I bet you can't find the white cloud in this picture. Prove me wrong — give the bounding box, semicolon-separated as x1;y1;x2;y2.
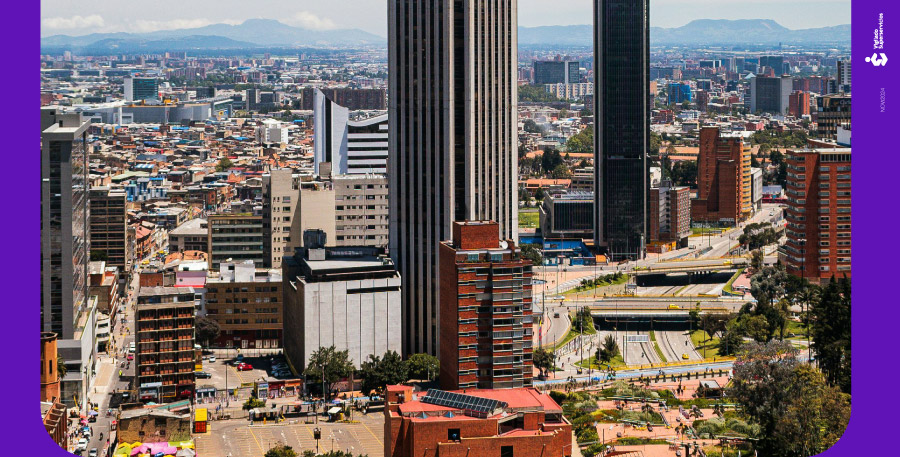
42;15;105;30
285;11;337;30
130;18;242;33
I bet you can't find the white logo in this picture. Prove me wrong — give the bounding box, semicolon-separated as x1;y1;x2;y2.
866;52;888;66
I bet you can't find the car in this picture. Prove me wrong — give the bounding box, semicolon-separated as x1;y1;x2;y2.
668;304;680;310
89;448;98;457
682;353;689;360
194;371;212;379
76;439;88;451
236;362;253;371
271;363;288;370
207;356;216;362
553;312;560;318
127;353;134;361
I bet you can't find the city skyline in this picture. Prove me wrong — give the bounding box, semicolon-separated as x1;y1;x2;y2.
41;0;851;37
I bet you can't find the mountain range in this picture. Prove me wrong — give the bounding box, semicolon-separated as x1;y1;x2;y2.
41;18;850;53
519;19;850;46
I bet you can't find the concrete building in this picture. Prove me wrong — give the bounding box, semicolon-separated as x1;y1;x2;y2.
439;222;534;390
385;385;572;457
750;167;764;212
283;240;401;372
539;192;594;240
168;218;208;253
41;107;96;407
781;148;851;283
41;332;61;403
90;187;130;273
389;0;519;355
692;127;752;224
42;401;68;451
334;174;389;247
124;76;159;102
649;182;691;250
314;89;390;176
533;60;580;85
836;60;851;92
256;119;289;145
816;94;852;140
300;87;387;111
544;83;593;100
117;409;192;443
750;75;792;115
207;213;265;271
667;82;692;105
136;286;196;403
262;170;302;268
205;261;283;349
594;0;650;260
789;91;811;118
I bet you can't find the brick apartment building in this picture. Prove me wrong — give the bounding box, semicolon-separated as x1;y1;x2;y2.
384;385;572;457
649;182;691;252
136;286;196;403
205;260;283;349
439;221;534;391
781;147;851;283
789;91;811;118
692;127;752;224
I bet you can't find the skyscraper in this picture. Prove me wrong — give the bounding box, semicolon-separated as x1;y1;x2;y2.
389;0;518;355
593;0;650;260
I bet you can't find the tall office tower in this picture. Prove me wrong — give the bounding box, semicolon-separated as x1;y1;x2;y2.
782;147;851;283
89;187;130;273
124;76;159;103
593;0;650;260
759;55;784;75
750;75;792;115
438;221;533;390
788;90;811;118
314;89;389;175
262;169;302;268
533;60;580;85
836;60;851;92
389;0;519;355
691;127;752;224
816;94;852;139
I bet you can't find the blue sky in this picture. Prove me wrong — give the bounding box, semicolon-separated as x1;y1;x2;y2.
41;0;851;37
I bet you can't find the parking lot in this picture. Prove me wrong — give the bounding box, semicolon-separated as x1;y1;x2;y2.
195;409;385;457
195;351;300;392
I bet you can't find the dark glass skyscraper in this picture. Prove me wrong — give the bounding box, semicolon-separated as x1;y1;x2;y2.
593;0;650;260
389;0;518;356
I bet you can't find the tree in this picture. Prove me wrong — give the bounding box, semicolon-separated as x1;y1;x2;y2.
358;350;407;397
717;319;744;356
243;396;266;410
57;356;67;379
215;157;234;172
520;243;543;266
90;251;108;262
265;445;297;457
195;316;221;347
739;314;771;343
698;313;729;340
518;84;563;103
406;353;440;381
772;365;850;456
596;334;620;365
650;131;661;155
541;148;564;174
304;346;354;400
670;160;698;188
523;119;544;134
750;266;788;309
551;163;571;179
810;277;851;393
750;249;764;271
532;347;556;377
565;126;593;154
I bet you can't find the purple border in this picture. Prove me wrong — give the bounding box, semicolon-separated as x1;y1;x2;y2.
9;1;895;456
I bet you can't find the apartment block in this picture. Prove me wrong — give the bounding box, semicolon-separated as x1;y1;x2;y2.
207;214;265;270
650;183;691;248
692;127;752;223
204;261;283;349
781;148;851;283
136;286;196;403
439;221;534;391
168;218;208;253
262;169;301;268
334;174;389;247
789;91;811;118
816;94;851;140
90;187;131;273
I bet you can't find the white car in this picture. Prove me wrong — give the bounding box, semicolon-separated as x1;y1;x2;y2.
208;356;216;362
76;439;88;451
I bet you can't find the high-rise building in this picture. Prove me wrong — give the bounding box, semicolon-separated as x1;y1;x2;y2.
207;214;265;270
759;55;784;75
816;94;852;140
314;89;389;175
533;60;580;85
749;75;792;115
124;76;159;103
667;82;692;105
389;0;518;355
438;221;533;390
301;87;387;111
649;182;691;248
204;261;283;349
135;286;196;403
90;187;130;273
593;0;650;260
789;91;811;118
262;170;301;268
692;127;752;223
539;192;594;240
781;148;851;283
836;60;851;92
334;174;389;247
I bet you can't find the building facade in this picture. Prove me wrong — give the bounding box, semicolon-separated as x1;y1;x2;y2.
789;91;811;118
438;221;533;391
262;170;301;268
205;261;283;349
539;192;594;240
90;187;130;273
533;60;580;85
649;183;691;248
781;148;851;283
124;76;159;102
692;127;752;224
544;83;593;100
593;0;650;260
750;75;792;115
667;82;692;105
314;88;389;175
136;286;196;403
207;214;265;270
816;94;851;140
301;87;387;111
168;218;208;253
389;0;519;355
334;174;389;247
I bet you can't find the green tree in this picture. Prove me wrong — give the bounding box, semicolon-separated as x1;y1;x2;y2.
194;316;221;347
532;347;556;377
739;314;771;343
750;266;788;309
523;119;544;134
596;334;620;365
565;126;593;154
215;157;234;172
649;131;661;155
670;160;698;187
57;356;67;379
520;243;543;266
265;445;297;457
90;251;108;262
304;346;354;400
551;163;571;179
541;148;564;174
698;313;730;340
810;277;851;393
518;84;563;103
405;353;440;381
772;365;851;456
717;319;744;356
358;350;407;397
243;396;266;410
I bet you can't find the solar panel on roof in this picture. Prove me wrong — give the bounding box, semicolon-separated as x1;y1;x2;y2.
420;389;505;418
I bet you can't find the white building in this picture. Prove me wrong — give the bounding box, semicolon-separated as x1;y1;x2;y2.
283;245;401;371
314;88;388;175
544;82;593;100
257;119;289;145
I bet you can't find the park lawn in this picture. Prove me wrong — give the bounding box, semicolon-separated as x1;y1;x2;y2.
722;268;745;294
649;331;668;363
519;210;539;228
552;315;596;351
564;274;630;296
690;330;722;358
575;353;626;370
785;319;809;338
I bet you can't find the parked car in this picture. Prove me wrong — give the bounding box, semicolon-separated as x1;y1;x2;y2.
236;363;253;371
76;439;88;452
194;371;212;379
127;353;134;361
89;448;98;457
207;356;216;362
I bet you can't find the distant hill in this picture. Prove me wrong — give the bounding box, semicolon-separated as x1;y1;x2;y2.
41;18;386;52
518;19;850;46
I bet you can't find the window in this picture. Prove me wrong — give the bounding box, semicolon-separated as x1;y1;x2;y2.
448;429;461;441
500;446;514;457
